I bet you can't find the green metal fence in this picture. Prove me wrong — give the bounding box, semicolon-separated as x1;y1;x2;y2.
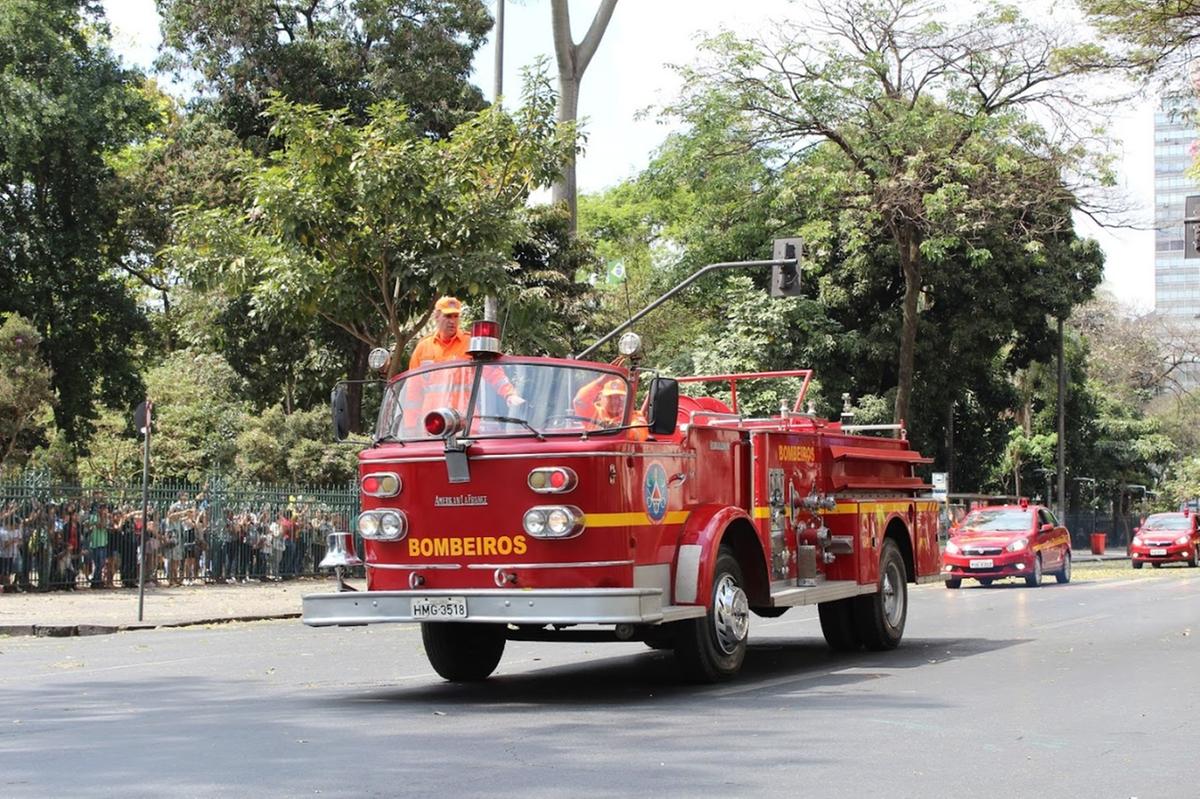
0;472;360;592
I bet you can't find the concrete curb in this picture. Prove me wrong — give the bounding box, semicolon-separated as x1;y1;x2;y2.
0;612;301;639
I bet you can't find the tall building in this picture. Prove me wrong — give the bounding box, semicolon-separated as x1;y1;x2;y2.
1154;99;1200;323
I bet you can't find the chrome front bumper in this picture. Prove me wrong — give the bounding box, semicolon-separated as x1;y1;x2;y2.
302;588;706;627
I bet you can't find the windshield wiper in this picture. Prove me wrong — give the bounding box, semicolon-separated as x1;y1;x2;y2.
474;415;545;440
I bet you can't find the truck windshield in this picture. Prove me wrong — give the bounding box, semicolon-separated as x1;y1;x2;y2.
959;509;1033;532
376;361;631;441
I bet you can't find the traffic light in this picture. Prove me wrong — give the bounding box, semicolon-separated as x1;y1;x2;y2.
1185;195;1200;259
771;237;803;297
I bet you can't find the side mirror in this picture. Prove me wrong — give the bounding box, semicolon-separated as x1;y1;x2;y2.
1039;523;1053;533
1133;526;1140;534
646;377;679;436
331;384;350;442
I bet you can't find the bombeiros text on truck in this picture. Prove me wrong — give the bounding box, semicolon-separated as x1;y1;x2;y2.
302;241;944;682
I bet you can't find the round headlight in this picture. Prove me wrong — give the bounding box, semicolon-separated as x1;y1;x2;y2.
357;513;380;538
1176;535;1190;546
1006;538;1028;552
547;507;572;535
380;511;403;539
523;508;547;535
368;347;391;371
617;331;642;356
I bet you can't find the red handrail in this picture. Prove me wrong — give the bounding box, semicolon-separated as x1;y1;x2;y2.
674;370;813;414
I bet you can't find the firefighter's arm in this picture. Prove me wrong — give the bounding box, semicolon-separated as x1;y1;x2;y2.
482;368;523;407
573;374;609;417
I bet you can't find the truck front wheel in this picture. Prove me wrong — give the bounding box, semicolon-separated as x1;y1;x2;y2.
674;548;749;682
818;598;860;651
852;539;907;651
421;622;506;682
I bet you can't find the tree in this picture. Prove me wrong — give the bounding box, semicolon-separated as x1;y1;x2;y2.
0;0;154;440
670;0;1111;428
0;314;54;471
156;0;493;140
142;351;248;483
234;405;357;484
551;0;617;233
169;69;573;385
1078;0;1200;81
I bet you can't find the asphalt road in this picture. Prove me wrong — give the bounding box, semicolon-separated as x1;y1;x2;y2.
2;564;1197;798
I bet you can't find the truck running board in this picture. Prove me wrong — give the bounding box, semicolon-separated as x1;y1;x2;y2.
768;580;877;608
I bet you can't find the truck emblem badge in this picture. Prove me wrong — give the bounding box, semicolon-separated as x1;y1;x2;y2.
434;494;489;507
644;462;668;523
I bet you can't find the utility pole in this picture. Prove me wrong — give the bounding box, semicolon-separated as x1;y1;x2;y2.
1057;316;1066;520
484;0;505;325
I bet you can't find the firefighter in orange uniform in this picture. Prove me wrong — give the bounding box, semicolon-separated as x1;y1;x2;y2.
405;297;522;426
573;375;649;441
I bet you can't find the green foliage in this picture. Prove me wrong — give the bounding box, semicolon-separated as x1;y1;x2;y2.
142;350;248;483
501;205;601;358
0;314;54;470
169;69;573;377
0;0;154;439
1077;0;1200;81
157;0;492;140
234;405;357;485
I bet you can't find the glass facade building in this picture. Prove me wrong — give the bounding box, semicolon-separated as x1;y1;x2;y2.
1154;100;1200;322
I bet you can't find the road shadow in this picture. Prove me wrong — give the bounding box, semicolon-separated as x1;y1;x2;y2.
321;634;1026;708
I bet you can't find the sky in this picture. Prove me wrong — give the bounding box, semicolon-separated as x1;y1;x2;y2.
103;0;1158;312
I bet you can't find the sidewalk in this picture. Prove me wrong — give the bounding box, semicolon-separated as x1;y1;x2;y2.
1071;547;1129;563
0;576;363;637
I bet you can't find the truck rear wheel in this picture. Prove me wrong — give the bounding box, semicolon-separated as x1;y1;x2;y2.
852;539;907;651
421;622;506;682
674;548;749;682
818;598;860;651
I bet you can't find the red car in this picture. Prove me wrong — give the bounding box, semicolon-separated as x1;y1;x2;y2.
1130;512;1200;569
941;501;1072;588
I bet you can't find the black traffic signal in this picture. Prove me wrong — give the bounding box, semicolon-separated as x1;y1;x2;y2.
771;237;803;297
1185;195;1200;259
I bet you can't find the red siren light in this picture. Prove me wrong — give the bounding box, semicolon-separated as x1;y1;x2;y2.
468;320;502;358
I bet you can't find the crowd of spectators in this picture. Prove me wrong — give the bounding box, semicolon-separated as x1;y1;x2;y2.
0;489;351;592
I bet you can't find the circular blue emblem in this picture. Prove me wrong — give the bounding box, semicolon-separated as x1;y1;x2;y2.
644;462;668;523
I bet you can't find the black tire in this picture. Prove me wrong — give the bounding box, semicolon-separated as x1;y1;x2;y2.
1025;554;1042;587
979;578;994;587
944;577;961;589
1132;560;1143;569
1152;561;1162;569
818;598;861;651
852;539;907;651
642;627;674;650
1190;547;1199;568
1055;551;1071;584
674;547;749;682
421;622;506;682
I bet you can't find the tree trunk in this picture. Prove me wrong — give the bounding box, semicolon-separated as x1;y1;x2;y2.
550;0;617;235
894;229;922;431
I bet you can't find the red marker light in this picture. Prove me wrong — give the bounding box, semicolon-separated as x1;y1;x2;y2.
549;470;567;489
362;476;380;494
424;412;447;436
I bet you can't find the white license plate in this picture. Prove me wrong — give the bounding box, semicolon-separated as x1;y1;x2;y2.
969;559;994;569
1150;548;1168;557
411;596;468;619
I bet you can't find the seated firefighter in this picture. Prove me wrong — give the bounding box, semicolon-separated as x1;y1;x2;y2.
573;375;649;441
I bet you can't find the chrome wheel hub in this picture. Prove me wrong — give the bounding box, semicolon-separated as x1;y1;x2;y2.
882;560;905;627
712;574;749;655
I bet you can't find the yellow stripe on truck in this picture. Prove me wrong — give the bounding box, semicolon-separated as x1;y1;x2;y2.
587;510;690;528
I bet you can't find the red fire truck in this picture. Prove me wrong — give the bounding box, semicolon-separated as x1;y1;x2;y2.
303;259;943;682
